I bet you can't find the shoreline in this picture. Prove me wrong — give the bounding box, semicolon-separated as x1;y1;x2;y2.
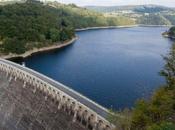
163;34;175;39
0;37;77;60
75;24;173;32
1;24;173;60
162;31;175;39
75;25;138;31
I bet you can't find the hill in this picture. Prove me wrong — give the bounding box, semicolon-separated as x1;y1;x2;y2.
85;5;175;25
0;1;75;54
85;5;172;13
47;2;135;28
0;1;134;55
138;14;171;25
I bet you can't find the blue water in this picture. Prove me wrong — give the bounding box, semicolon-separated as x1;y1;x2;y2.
14;27;173;110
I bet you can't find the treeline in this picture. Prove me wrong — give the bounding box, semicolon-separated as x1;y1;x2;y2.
168;26;175;37
47;2;135;28
0;1;74;54
0;1;134;55
109;41;175;129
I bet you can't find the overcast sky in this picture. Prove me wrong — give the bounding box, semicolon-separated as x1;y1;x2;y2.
57;0;175;7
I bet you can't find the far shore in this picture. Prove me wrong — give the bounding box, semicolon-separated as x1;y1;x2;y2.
75;24;173;32
0;37;77;60
0;24;173;60
162;34;175;39
75;25;138;31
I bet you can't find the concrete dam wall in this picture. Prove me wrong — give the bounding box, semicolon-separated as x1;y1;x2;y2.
0;59;113;130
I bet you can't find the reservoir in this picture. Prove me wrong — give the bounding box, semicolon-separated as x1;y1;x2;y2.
13;27;173;109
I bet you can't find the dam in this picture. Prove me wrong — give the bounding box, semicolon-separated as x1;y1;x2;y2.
0;58;113;130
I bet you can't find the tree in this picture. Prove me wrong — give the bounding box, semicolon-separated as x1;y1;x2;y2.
49;28;60;42
2;38;26;54
108;108;132;130
0;2;75;54
131;100;151;130
130;44;175;130
160;45;175;88
147;122;175;130
169;27;175;36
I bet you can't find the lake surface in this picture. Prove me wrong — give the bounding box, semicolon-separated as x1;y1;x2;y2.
13;27;173;110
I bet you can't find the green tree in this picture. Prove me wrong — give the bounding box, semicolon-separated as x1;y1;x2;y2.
160;45;175;88
169;27;175;36
2;38;26;54
131;100;151;130
49;28;60;42
108;108;132;130
147;122;175;130
130;44;175;130
0;2;76;54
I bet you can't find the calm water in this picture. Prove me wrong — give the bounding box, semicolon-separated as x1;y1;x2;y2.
13;27;173;109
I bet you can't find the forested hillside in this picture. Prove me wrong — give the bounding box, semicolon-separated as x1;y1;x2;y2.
0;1;75;54
86;5;175;25
47;2;135;28
85;5;171;13
0;1;134;55
137;14;171;25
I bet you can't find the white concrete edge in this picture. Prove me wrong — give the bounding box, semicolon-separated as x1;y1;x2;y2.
0;58;113;125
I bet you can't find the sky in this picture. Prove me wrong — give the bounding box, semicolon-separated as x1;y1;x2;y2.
57;0;175;7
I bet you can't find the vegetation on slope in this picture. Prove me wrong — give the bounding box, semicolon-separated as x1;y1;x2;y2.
86;5;175;25
137;14;171;25
134;5;170;13
164;15;175;25
109;36;175;130
163;26;175;38
168;27;175;37
0;1;134;55
47;2;135;28
0;1;74;54
86;5;171;13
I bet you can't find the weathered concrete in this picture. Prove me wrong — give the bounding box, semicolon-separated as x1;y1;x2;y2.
0;71;87;130
0;59;114;130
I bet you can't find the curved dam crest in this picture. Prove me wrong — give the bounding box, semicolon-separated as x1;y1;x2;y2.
13;27;173;109
0;58;113;130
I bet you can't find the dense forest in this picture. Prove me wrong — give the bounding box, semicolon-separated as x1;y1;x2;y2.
0;1;75;54
109;28;175;129
0;1;134;55
49;2;135;28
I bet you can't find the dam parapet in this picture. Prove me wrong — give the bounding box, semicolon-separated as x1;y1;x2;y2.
0;58;114;130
